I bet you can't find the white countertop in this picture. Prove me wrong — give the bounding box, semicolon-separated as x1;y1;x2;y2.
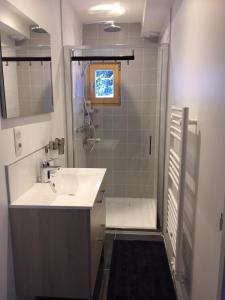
9;168;106;209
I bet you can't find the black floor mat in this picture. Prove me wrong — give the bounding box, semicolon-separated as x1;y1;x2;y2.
107;240;177;300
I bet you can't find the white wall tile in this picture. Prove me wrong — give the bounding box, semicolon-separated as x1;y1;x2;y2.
6;148;47;203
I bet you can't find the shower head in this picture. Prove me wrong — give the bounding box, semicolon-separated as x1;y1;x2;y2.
31;25;47;34
104;22;121;32
85;20;121;32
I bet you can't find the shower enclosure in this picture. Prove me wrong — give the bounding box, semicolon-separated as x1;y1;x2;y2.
64;24;168;230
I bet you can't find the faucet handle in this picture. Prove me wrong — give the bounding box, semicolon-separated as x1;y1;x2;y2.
45;137;65;155
58;138;65;155
53;138;59;150
40;160;50;168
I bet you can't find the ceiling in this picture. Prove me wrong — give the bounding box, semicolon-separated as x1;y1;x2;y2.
69;0;145;23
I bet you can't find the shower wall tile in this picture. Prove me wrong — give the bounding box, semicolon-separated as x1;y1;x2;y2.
127;116;141;130
141;115;156;130
140;184;155;198
127;101;142;116
113;115;127;130
113;101;128;115
142;69;158;85
102;106;114;115
113;143;128;158
143;48;158;68
113;158;128;171
104;171;113;186
122;85;141;100
128;23;141;37
105;186;113;197
127;130;142;144
127;144;143;158
113;171;128;186
103;115;113;130
82;37;100;46
96;158;113;170
112;185;126;197
112;23;129;42
127;69;142;85
141;100;156;115
83;24;99;39
140;158;155;172
125;185;142;198
84;23;159;198
86;156;98;168
113;130;127;143
142;84;157;100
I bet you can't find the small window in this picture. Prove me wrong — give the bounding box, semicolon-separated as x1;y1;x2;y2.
87;63;121;106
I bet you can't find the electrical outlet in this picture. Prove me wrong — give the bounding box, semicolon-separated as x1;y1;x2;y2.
13;127;22;157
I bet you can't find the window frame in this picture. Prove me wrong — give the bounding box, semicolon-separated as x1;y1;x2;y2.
87;62;121;106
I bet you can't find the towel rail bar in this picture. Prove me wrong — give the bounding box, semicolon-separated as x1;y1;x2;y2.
166;106;197;283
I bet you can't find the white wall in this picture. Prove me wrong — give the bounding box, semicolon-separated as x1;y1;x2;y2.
0;1;30;38
164;0;225;299
61;0;82;46
0;0;81;299
61;0;84;168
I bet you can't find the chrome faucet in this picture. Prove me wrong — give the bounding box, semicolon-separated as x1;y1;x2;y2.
39;159;61;183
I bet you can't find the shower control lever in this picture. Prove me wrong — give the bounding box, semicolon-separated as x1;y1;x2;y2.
86;138;101;143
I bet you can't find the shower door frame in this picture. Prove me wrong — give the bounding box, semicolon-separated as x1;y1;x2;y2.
63;44;169;233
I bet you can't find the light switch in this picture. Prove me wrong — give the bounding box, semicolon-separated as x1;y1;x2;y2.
13;127;22;157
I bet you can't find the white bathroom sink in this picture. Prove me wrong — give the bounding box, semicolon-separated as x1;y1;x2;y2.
50;172;78;195
9;168;106;209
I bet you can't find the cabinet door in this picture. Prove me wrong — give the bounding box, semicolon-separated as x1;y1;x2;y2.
90;188;106;295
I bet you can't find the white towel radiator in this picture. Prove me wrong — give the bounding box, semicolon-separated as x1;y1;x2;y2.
166;106;197;282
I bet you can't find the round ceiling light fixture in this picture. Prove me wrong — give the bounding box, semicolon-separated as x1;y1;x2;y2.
88;2;125;17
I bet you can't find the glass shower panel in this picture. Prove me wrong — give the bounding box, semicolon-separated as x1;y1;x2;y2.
71;58;87;168
86;47;158;201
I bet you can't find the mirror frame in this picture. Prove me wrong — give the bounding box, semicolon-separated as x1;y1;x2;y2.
0;35;7;118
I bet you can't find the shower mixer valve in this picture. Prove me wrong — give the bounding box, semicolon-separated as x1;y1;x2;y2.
45;138;65;155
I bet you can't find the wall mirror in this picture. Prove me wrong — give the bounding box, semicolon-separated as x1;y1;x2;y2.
0;2;53;118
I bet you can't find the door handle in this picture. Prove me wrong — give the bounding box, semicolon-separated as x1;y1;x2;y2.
149;136;152;155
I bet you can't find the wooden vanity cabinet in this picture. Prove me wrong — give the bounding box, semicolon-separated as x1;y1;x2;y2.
9;186;106;299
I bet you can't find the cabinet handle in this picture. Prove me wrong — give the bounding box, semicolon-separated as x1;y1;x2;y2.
97;239;103;242
96;189;106;203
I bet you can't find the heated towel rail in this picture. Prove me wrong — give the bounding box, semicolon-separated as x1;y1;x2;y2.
166;106;197;282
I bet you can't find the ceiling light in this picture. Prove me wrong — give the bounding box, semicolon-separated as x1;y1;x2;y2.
89;3;125;17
